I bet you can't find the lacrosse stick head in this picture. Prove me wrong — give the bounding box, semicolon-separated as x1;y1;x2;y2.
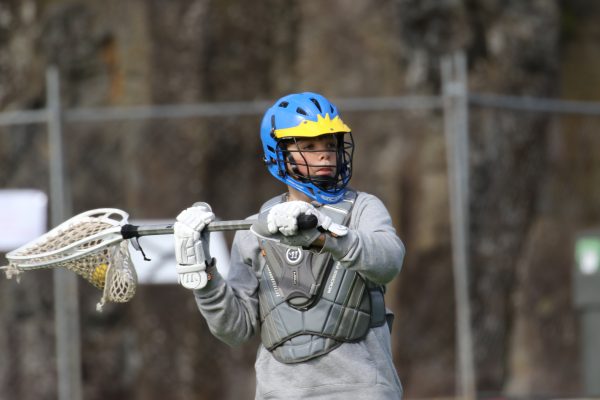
4;208;138;310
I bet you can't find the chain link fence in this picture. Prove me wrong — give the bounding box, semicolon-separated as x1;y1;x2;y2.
1;61;599;399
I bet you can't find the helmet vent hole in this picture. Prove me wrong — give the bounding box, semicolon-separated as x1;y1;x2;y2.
310;98;322;113
270;115;276;130
330;105;335;114
267;145;275;152
296;107;307;116
278;101;289;108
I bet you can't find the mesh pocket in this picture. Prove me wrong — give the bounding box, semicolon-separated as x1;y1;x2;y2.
99;241;137;310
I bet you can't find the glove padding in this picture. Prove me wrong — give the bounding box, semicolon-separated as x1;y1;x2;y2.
174;202;215;289
252;201;348;248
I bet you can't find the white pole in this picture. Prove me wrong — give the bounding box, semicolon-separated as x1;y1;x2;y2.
47;66;82;400
441;52;476;400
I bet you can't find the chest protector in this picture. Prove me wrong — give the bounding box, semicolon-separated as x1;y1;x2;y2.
256;190;386;363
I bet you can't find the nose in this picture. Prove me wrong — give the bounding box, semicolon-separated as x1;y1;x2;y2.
318;147;331;161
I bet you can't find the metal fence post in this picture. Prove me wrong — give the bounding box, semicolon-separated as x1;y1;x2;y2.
47;66;82;400
441;52;476;400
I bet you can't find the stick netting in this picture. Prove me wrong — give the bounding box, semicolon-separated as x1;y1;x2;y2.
6;213;138;310
100;241;137;310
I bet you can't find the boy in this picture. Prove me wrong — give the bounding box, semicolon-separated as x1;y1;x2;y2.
174;92;405;399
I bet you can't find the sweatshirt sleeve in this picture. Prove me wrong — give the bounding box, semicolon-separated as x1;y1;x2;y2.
192;228;261;346
320;193;405;284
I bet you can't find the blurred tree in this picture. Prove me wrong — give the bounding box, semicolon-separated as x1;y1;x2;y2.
0;0;597;399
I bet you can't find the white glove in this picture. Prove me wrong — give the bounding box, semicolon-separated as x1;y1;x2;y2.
267;201;313;236
307;208;348;238
174;202;215;289
267;201;348;238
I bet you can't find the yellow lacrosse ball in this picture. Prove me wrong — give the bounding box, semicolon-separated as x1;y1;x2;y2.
91;263;108;288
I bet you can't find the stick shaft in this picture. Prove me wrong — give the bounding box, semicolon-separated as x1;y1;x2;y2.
128;219;254;237
126;214;317;238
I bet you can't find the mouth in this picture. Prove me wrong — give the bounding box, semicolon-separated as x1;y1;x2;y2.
314;167;335;176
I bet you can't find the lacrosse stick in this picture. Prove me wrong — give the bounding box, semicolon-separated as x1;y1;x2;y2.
1;208;317;311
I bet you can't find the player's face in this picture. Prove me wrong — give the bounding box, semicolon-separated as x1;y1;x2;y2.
286;135;338;178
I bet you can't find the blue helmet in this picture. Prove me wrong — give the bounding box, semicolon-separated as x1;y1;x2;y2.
260;92;354;204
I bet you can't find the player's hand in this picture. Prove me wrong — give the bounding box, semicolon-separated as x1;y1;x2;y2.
267;201;313;236
173;202;215;289
267;201;348;238
252;201;347;249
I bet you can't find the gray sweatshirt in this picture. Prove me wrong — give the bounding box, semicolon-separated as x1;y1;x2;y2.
193;192;405;399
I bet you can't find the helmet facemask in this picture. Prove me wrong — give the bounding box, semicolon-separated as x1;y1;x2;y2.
276;132;354;199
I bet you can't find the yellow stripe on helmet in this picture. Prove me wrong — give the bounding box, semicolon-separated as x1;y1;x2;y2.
274;113;351;139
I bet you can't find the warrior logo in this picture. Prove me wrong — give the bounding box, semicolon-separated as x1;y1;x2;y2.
285;248;303;265
327;263;342;294
266;266;282;297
